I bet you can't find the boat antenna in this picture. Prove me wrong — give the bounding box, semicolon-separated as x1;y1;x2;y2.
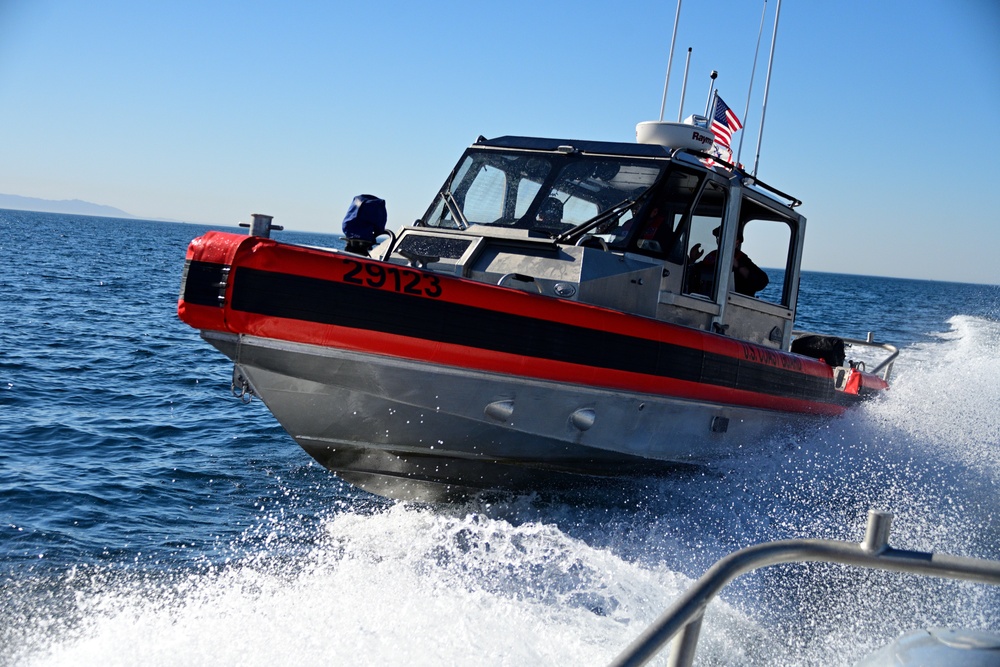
752;0;782;177
677;47;693;121
736;0;768;167
703;70;718;118
658;0;683;121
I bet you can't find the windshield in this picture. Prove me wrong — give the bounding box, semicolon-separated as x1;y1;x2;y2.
421;149;666;237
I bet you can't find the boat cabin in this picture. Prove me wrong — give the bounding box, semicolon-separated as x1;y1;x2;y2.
373;134;806;350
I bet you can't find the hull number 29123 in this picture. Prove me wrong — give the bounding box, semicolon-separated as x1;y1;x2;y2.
342;259;443;298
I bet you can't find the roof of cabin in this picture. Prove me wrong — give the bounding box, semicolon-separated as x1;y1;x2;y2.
475;135;674;159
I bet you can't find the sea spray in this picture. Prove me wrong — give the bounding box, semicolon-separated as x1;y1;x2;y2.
10;504;768;666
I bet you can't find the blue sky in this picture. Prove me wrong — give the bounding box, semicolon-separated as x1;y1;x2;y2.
1;1;998;284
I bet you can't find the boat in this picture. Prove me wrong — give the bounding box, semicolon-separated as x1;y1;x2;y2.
177;119;898;502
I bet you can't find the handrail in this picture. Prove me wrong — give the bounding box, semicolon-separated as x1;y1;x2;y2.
671;147;802;207
497;272;543;293
609;510;1000;667
792;329;899;382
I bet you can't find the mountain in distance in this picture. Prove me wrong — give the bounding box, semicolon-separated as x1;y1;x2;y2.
0;193;134;219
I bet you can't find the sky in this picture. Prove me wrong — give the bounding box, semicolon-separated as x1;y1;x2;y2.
1;0;998;284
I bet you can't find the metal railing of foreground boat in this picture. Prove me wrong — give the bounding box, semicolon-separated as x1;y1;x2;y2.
609;510;1000;667
792;329;899;381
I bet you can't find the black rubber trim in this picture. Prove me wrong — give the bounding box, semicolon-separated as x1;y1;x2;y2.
181;260;227;307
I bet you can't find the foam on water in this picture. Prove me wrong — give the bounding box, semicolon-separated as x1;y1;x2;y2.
5;315;998;666
868;315;1000;475
7;504;766;666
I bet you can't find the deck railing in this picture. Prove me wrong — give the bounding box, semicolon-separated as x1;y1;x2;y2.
609;510;1000;667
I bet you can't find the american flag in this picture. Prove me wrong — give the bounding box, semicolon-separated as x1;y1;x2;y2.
702;143;732;169
710;94;743;151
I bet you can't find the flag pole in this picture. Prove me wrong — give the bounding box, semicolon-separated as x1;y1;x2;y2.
752;0;782;177
703;70;718;119
658;0;683;121
707;89;719;143
677;47;693;121
736;0;768;167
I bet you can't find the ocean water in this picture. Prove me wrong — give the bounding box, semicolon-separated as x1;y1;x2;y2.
1;208;998;666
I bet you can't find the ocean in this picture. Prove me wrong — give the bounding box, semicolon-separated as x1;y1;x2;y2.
1;208;998;666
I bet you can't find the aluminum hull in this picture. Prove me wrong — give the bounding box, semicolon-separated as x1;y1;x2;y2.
207;331;799;502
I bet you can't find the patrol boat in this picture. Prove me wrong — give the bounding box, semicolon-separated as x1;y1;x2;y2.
178;121;897;501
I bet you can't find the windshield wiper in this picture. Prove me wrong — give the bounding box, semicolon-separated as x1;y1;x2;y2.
553;167;676;244
553;186;655;244
440;190;469;230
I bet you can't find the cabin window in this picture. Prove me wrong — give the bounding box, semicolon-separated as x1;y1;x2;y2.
423;154;554;228
462;164;506;223
533;159;658;233
421;149;664;235
626;168;702;261
514;178;543;218
682;181;728;299
737;197;797;306
512;156;553;219
546;188;599;226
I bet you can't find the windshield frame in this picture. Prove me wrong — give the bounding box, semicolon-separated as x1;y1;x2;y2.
419;147;671;241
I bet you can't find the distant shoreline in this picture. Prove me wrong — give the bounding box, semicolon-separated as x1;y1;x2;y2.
0;193;133;219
